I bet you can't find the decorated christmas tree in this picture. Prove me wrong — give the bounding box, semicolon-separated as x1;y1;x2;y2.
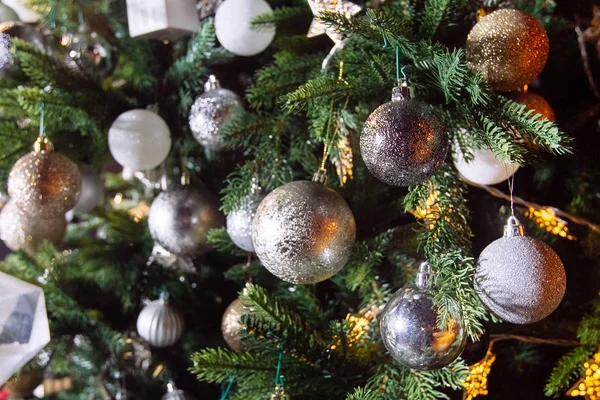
0;0;599;399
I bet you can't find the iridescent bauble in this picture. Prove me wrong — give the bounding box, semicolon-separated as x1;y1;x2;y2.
148;185;224;256
252;180;356;284
136;298;184;348
380;281;466;370
360;87;448;187
475;217;566;324
0;201;66;255
8;149;81;217
108;109;171;171
189;79;243;151
504;91;555;121
72;165;104;213
161;381;196;400
466;9;549;92
221;298;247;351
226;195;263;252
453;146;519;186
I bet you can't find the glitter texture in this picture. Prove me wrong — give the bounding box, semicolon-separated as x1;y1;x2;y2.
475;235;566;324
0;201;66;255
252;181;356;284
189;88;243;151
226;195;264;252
380;285;466;370
136;299;184;348
8;150;81;218
221;298;247;351
306;0;361;44
504;91;555;121
360;95;448;187
0;33;12;70
148;185;224;256
466;9;549;92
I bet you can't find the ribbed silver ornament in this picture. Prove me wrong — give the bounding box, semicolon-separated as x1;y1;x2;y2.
136;297;184;348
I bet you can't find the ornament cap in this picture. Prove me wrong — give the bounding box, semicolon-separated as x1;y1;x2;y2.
312;170;328;186
503;215;525;237
392;81;410;101
181;171;190;186
166;380;177;393
33;136;53;153
204;75;221;92
415;262;433;289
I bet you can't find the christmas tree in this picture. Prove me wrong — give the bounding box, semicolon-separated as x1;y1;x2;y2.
0;0;599;399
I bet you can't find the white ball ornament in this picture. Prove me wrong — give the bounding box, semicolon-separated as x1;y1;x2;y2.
108;109;171;171
0;2;19;23
136;295;184;348
72;165;104;213
226;195;263;252
453;146;519;186
215;0;275;56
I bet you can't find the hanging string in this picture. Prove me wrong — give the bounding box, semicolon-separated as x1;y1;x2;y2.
274;346;284;387
48;5;57;28
506;171;515;217
78;10;85;26
39;103;46;138
219;369;238;400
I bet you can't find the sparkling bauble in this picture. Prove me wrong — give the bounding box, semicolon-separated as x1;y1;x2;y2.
8;146;81;217
0;201;66;255
270;386;289;400
475;216;566;324
461;329;490;366
504;91;555;121
453;146;519;186
0;22;47;73
221;298;247;351
72;165;104;213
108;109;171;171
136;298;184;347
252;180;356;284
148;184;224;256
65;24;117;77
215;0;275;56
189;76;243;150
360;85;448;187
161;381;196;400
466;9;549;92
380;263;466;370
226;195;263;252
0;3;19;23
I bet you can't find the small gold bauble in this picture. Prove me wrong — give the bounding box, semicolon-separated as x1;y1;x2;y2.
466;9;549;92
221;298;247;351
504;91;555;121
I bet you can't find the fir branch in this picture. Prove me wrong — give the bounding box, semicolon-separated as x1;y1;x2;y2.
545;346;594;397
251;6;310;27
190;347;275;384
207;227;248;257
419;0;450;39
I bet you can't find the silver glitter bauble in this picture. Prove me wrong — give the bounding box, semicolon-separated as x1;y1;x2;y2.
189;75;243;151
136;297;184;348
0;201;66;255
0;22;48;75
252;180;356;284
8;143;81;217
380;262;466;370
475;216;566;324
226;195;263;252
148;184;224;256
221;298;247;351
360;85;448;187
161;381;196;400
72;165;104;213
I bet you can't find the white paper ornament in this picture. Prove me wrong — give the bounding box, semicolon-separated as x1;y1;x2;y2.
108;109;171;171
126;0;199;40
0;271;50;386
0;2;19;23
215;0;275;56
136;296;184;348
454;146;519;186
72;165;104;213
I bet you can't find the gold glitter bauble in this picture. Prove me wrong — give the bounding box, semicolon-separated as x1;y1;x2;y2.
8;150;81;217
504;91;555;121
0;201;67;255
221;298;247;351
466;9;549;92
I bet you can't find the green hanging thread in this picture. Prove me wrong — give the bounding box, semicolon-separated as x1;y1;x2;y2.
219;369;238;400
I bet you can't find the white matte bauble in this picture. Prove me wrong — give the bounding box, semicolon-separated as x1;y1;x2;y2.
215;0;275;56
0;2;19;22
453;146;519;186
108;109;171;171
136;298;184;347
72;165;104;213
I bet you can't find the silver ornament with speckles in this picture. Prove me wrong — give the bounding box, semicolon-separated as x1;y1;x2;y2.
221;298;247;351
475;217;566;324
148;185;224;256
226;195;264;252
252;181;356;284
360;86;448;187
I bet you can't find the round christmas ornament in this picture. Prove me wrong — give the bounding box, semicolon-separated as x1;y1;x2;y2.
465;9;549;92
380;262;466;370
252;179;356;284
0;22;46;72
475;216;566;324
226;194;264;252
161;381;196;400
360;82;448;187
453;145;519;186
65;23;117;77
8;137;81;217
108;109;171;171
0;2;19;23
72;165;104;213
189;75;243;151
215;0;275;56
504;90;555;121
148;183;224;256
221;298;247;351
136;294;184;348
0;200;67;255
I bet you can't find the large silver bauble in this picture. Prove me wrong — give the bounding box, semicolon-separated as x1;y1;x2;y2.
380;285;466;370
0;201;66;255
189;88;243;151
148;185;224;256
72;165;104;213
475;235;566;324
221;298;247;351
360;90;448;187
226;195;263;252
136;299;184;348
252;181;356;284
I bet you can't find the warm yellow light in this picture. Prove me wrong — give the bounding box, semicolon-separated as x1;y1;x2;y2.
462;351;496;400
113;193;123;205
334;136;354;186
567;350;600;399
526;207;576;240
128;200;150;222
